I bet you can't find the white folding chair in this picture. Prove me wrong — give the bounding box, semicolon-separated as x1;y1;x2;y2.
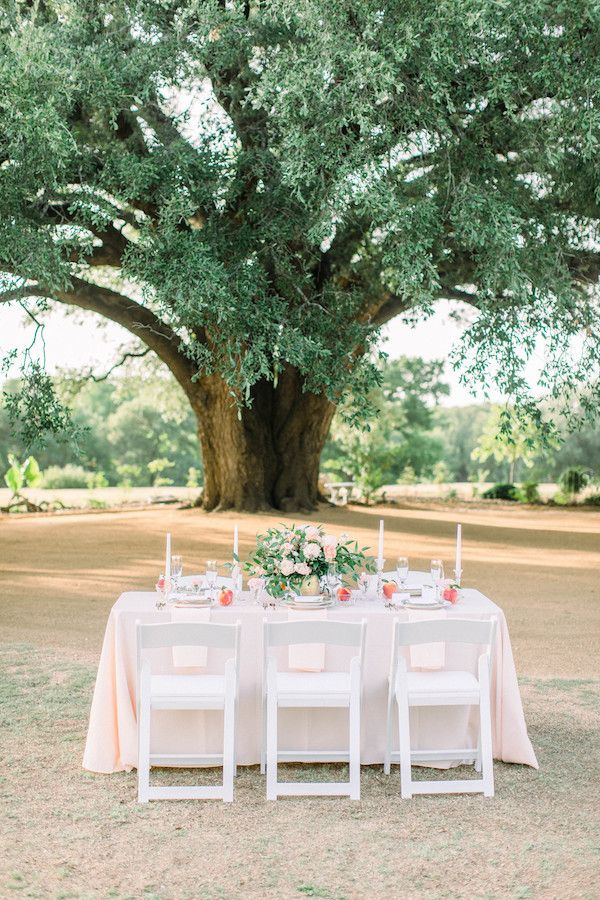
262;618;366;800
384;617;498;798
136;619;241;802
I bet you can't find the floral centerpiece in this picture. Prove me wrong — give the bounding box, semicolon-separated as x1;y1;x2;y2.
245;523;374;599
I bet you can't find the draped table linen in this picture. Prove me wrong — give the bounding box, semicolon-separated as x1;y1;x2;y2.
83;586;538;773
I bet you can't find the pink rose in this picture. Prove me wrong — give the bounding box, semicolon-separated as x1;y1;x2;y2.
323;544;336;560
295;562;311;576
282;542;294;553
280;558;295;576
305;526;321;541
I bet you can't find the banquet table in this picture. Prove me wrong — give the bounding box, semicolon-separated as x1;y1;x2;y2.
83;580;538;774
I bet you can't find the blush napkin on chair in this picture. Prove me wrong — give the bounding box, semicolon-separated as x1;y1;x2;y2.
170;606;211;668
407;609;447;669
287;609;327;671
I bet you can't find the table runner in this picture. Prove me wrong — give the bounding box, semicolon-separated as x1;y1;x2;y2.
83;587;538;773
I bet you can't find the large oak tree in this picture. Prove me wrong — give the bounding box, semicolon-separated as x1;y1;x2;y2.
1;0;599;510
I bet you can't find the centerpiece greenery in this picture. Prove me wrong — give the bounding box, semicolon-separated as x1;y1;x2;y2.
246;524;374;598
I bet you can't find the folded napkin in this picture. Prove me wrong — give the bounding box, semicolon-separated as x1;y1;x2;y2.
288;609;327;672
408;609;446;670
171;606;210;668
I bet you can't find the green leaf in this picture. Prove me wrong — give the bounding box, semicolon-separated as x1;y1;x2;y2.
4;464;23;496
23;456;42;488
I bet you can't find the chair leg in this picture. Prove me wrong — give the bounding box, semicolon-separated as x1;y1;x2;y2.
222;692;235;803
349;689;361;800
137;689;151;804
266;685;278;800
233;694;239;779
397;694;412;800
260;692;266;776
384;692;394;776
474;722;482;774
479;682;495;798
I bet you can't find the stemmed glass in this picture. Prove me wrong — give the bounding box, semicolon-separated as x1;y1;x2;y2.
430;558;444;600
321;565;341;601
396;556;409;590
248;577;267;607
356;572;370;603
171;555;183;590
205;559;218;598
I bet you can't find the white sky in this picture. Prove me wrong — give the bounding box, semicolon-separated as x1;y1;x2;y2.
0;300;532;405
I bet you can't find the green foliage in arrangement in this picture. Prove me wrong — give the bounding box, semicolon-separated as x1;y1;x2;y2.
245;523;375;598
0;0;599;453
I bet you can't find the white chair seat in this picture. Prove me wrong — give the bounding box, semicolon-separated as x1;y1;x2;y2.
151;674;226;701
277;671;351;700
404;670;480;701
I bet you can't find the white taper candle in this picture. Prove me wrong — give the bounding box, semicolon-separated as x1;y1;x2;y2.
165;532;171;580
377;518;384;571
455;523;462;583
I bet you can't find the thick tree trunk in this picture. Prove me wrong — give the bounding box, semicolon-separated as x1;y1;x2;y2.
190;366;335;512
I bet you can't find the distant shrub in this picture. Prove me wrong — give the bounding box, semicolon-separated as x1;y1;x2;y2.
42;465;93;489
398;465;417;485
583;493;600;506
559;466;590;499
86;471;109;489
432;461;450;484
482;482;518;501
187;466;200;488
116;464;144;488
87;498;108;509
517;481;541;504
445;488;458;500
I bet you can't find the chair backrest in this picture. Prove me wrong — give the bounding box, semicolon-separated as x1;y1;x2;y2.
394;617;497;648
136;620;241;683
265;618;366;650
263;618;366;681
389;616;497;684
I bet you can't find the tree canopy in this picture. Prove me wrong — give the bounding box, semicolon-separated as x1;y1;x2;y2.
1;0;599;508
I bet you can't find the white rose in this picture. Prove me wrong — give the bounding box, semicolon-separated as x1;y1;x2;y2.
295;562;311;576
305;526;321;541
304;542;321;559
321;533;338;547
280;558;295;576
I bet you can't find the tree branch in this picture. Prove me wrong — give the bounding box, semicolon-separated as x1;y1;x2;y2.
0;276;199;397
88;346;151;381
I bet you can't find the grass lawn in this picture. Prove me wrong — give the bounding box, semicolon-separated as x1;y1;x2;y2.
1;503;599;899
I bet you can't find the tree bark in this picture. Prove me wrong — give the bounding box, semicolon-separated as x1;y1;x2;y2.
190;366;335;512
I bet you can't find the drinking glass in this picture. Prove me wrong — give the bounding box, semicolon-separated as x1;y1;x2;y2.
171;555;183;579
205;559;218;594
396;556;409;589
321;565;341;600
430;558;444;599
357;572;370;602
249;577;266;607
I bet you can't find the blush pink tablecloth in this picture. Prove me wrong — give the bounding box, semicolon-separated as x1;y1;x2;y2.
83;588;538;773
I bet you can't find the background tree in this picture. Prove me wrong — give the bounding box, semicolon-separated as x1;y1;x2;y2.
1;0;599;510
322;357;448;493
471;405;551;483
